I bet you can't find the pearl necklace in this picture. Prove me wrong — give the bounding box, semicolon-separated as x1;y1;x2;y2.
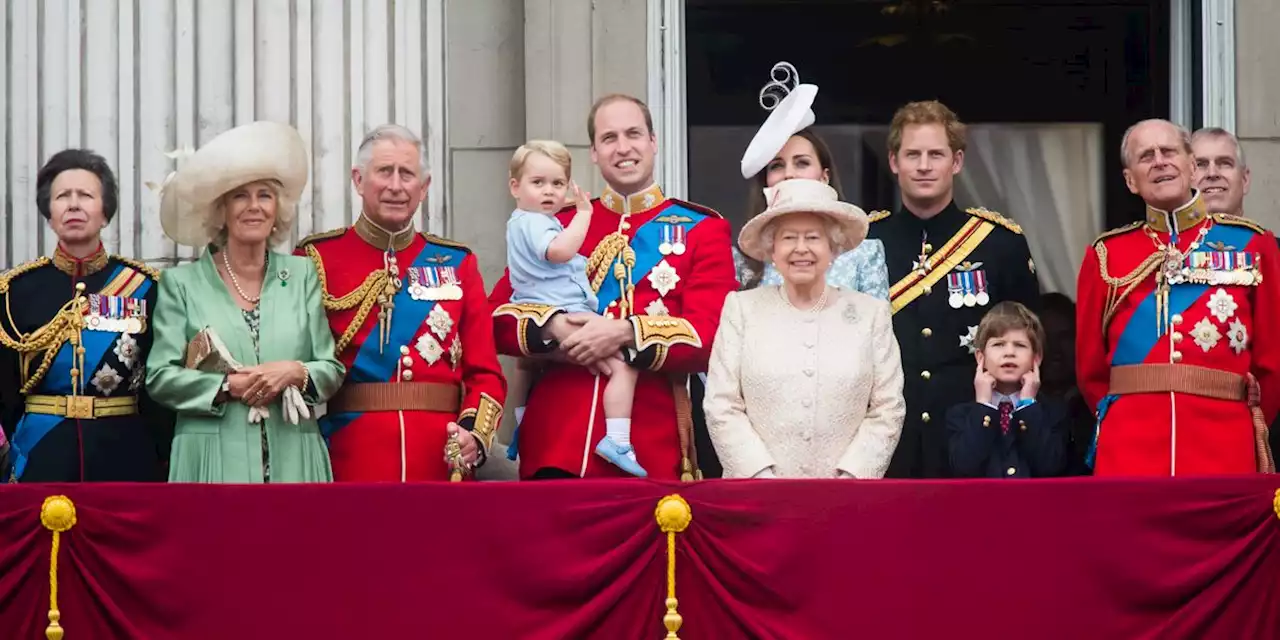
222;249;263;304
780;285;828;313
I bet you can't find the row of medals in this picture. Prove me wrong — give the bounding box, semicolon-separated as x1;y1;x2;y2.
87;312;145;334
949;291;990;309
1163;249;1261;286
407;272;463;301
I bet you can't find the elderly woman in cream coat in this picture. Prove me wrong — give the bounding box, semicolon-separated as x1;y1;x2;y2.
146;121;344;483
704;178;905;478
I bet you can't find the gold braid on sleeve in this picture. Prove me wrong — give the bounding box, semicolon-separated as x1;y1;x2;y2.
1094;242;1163;331
305;244;388;354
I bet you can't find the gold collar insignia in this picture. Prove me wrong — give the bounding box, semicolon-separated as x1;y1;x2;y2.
1145;192;1208;234
600;184;666;216
52;243;109;278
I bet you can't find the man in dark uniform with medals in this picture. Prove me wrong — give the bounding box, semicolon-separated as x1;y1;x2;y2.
0;149;172;482
868;101;1041;478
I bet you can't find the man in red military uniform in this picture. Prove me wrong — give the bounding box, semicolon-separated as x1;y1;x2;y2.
490;94;737;480
297;124;506;481
1076;118;1280;476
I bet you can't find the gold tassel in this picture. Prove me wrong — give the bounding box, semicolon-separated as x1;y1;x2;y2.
446;431;465;482
1273;489;1279;520
41;495;77;640
654;495;693;639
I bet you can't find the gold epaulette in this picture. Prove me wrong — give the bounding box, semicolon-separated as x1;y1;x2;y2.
667;198;723;219
113;256;162;280
868;210;891;223
966;207;1022;234
1092;221;1144;246
423;233;473;254
0;257;52;294
1212;213;1269;235
297;227;347;248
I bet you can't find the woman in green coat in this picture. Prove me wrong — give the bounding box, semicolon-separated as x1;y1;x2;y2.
146;121;345;483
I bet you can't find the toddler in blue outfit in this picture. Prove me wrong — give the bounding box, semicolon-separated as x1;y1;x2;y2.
506;140;645;477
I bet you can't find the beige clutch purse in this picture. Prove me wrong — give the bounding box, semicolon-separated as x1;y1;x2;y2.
184;326;243;373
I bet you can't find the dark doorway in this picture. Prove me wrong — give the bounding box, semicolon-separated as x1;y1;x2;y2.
685;0;1178;232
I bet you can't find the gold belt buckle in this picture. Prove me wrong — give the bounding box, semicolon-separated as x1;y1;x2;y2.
65;396;95;419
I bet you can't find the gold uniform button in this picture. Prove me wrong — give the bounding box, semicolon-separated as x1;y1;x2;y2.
921;412;931;423
982;415;991;428
1171;332;1183;343
921;370;931;380
1171;314;1184;326
923;285;933;295
1171;351;1183;363
621;221;632;231
1006;467;1017;476
1019;421;1027;432
401;370;414;381
922;328;933;338
923;243;934;253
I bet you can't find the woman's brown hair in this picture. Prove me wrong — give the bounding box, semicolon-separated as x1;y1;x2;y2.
739;128;844;289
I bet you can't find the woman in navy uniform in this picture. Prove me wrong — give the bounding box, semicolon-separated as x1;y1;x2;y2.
0;150;172;482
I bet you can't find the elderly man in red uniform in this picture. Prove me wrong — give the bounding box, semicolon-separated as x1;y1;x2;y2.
1076;118;1280;476
297;124;506;481
490;94;737;480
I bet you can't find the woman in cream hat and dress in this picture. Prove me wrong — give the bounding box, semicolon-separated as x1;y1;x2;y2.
704;178;905;479
734;64;890;300
145;121;345;483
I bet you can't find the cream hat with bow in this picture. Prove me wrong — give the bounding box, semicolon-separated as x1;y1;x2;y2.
737;178;868;262
159;121;308;247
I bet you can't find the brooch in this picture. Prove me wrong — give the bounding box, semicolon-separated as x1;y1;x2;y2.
279;268;291;287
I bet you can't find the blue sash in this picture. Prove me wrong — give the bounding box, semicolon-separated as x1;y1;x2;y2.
12;267;153;479
1087;223;1256;466
594;204;710;313
321;243;468;439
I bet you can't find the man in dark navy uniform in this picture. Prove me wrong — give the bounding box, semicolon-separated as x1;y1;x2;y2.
868;101;1041;478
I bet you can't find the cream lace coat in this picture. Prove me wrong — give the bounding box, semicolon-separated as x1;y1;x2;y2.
704;286;906;478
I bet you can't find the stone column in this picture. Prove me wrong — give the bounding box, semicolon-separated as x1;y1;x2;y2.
1237;0;1280;230
524;0;649;195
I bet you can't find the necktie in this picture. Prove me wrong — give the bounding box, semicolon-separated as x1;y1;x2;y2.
998;401;1014;434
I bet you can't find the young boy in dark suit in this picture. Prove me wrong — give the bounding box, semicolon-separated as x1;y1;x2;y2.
947;302;1068;478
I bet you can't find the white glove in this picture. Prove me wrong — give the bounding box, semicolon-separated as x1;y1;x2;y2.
281;386;311;425
247;406;270;424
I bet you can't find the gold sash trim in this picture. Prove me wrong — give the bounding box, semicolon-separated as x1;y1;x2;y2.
889;218;995;314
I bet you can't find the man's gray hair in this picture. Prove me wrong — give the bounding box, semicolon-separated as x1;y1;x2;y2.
354;124;429;174
1191;126;1247;168
1119;119;1192;168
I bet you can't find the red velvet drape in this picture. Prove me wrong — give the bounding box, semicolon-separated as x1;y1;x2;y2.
0;478;1277;639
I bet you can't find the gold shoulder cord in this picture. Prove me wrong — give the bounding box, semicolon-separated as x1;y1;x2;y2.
1093;241;1162;330
0;259;90;394
304;244;390;354
585;232;637;315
